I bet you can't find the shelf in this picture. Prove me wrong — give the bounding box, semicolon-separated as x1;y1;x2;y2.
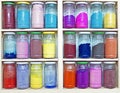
63;0;118;2
1;0;57;1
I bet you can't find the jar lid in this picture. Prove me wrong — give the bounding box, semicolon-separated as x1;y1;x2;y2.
3;1;15;5
43;32;55;34
45;62;56;64
45;2;57;4
63;2;75;4
17;62;29;64
104;2;115;5
32;2;44;5
17;32;28;34
31;32;42;35
3;61;15;64
90;62;102;64
17;1;30;5
31;62;42;64
105;32;117;34
91;2;102;5
4;32;15;35
76;2;88;5
64;62;75;64
93;32;104;34
77;62;88;64
79;32;91;34
64;32;76;35
104;62;116;64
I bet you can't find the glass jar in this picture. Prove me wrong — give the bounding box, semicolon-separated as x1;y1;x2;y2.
31;2;44;28
64;32;76;58
105;32;117;58
92;32;104;58
44;62;57;88
45;2;57;28
30;32;42;58
3;32;16;58
17;62;29;89
78;32;91;58
3;62;16;89
2;2;15;29
64;62;76;88
90;62;102;88
104;2;116;28
63;2;75;28
17;2;30;28
30;62;43;89
16;32;29;58
76;2;88;28
43;32;56;58
90;2;103;28
76;62;89;89
103;62;117;88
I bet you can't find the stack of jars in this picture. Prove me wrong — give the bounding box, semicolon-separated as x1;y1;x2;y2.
64;61;117;89
3;61;57;89
63;2;117;28
64;31;118;58
3;32;56;59
2;1;57;29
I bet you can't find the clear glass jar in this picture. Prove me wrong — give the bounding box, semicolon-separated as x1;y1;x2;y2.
64;32;76;58
78;32;91;58
30;32;42;58
63;2;75;28
92;32;104;58
103;62;117;88
3;32;16;58
90;62;102;88
76;62;89;89
64;62;76;88
105;32;117;58
90;2;103;28
45;2;57;28
43;32;56;58
76;2;88;28
104;2;116;28
31;2;44;28
17;2;30;28
30;62;43;89
44;62;57;88
16;32;29;58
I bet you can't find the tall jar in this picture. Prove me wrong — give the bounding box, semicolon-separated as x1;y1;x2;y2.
3;32;16;58
64;32;76;58
3;62;16;89
64;62;76;88
17;2;30;28
90;2;103;28
30;62;43;89
104;2;116;28
103;62;117;88
76;62;89;89
105;32;117;58
31;2;44;28
92;32;104;58
63;2;75;28
30;32;42;58
44;62;57;88
43;32;56;58
90;62;102;88
78;32;91;58
17;62;29;89
45;2;57;28
76;2;88;28
16;32;29;58
2;2;15;29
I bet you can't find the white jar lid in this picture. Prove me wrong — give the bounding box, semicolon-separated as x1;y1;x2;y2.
31;62;42;64
3;61;15;64
79;32;91;34
17;62;29;64
90;62;102;64
76;2;88;5
105;32;117;34
104;62;116;64
91;2;102;5
32;2;44;5
63;2;75;4
104;2;115;5
45;2;57;4
45;62;56;64
64;62;75;64
4;32;15;35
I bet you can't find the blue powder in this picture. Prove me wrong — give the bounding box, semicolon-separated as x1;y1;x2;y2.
79;43;91;58
90;12;103;28
4;53;16;58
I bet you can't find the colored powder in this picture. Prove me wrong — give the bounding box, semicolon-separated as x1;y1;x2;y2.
45;14;57;28
79;43;91;58
63;15;75;28
17;9;30;28
105;38;117;58
17;64;29;89
76;12;88;28
30;39;42;58
104;13;116;28
90;12;103;28
64;44;76;58
92;43;104;58
104;69;116;88
76;68;89;88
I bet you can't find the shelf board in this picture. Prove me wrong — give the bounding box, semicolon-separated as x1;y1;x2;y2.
1;0;57;1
